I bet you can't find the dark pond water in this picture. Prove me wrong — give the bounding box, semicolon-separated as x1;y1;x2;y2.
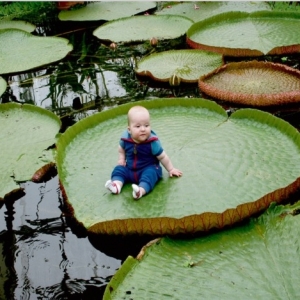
2;3;300;299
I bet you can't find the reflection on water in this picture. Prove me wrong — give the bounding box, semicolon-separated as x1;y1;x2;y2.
9;64;127;112
0;176;121;299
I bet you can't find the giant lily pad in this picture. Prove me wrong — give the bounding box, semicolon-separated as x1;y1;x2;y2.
157;1;271;22
93;15;193;43
187;11;300;56
0;20;36;32
0;103;61;200
0;29;73;74
59;1;157;21
104;202;300;299
135;49;223;83
0;76;6;96
56;98;300;235
199;60;300;106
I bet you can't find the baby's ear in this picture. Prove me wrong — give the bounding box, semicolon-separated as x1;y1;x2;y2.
127;126;131;132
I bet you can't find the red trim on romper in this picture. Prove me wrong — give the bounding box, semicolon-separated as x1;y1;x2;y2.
121;136;158;143
133;144;138;182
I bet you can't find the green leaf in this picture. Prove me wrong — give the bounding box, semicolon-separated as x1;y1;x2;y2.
93;15;193;43
104;202;300;299
0;20;35;32
0;103;61;200
56;98;300;235
0;29;73;74
271;1;300;12
199;60;300;106
59;1;157;21
157;1;271;22
0;2;56;23
0;76;6;96
136;49;223;83
187;11;300;56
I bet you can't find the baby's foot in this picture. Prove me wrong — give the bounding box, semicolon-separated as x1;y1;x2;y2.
105;180;120;194
132;184;142;200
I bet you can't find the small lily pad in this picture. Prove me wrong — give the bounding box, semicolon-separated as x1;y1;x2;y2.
0;20;36;32
59;1;157;21
136;49;223;83
0;29;73;74
199;60;300;106
93;15;193;43
0;76;6;96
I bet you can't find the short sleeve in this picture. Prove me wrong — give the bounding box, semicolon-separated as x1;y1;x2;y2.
119;139;125;148
151;139;163;156
119;130;129;148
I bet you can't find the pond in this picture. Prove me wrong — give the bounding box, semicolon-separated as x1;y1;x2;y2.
1;2;300;299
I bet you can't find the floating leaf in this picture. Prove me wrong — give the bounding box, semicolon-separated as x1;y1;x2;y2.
199;60;300;106
56;98;300;235
187;11;300;56
0;20;35;32
0;76;6;96
0;103;61;200
157;1;271;22
135;49;223;83
0;29;73;74
104;202;300;299
59;1;157;21
93;15;193;43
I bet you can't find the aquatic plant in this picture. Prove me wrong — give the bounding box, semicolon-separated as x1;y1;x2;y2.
156;1;271;22
59;1;157;21
187;11;300;56
0;103;61;200
0;1;56;23
0;29;73;74
56;98;300;235
199;60;300;106
0;19;35;31
104;202;300;299
93;15;193;43
135;49;223;84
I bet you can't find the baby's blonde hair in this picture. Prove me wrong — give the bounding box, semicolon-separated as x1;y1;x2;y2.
127;106;150;125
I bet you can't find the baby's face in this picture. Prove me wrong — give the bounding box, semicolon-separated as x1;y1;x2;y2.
128;111;151;143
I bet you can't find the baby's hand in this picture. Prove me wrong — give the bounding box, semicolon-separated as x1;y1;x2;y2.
118;159;126;166
169;168;182;177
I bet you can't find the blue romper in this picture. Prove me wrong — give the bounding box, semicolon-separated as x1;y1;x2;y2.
111;130;164;193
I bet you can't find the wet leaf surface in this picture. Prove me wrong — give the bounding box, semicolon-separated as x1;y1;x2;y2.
104;202;300;299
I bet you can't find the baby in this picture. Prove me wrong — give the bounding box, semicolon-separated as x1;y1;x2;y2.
105;105;182;200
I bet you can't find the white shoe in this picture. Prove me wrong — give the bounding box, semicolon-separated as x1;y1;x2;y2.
105;180;120;194
132;184;142;200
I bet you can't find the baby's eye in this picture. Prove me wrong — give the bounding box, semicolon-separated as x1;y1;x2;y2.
136;125;140;128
